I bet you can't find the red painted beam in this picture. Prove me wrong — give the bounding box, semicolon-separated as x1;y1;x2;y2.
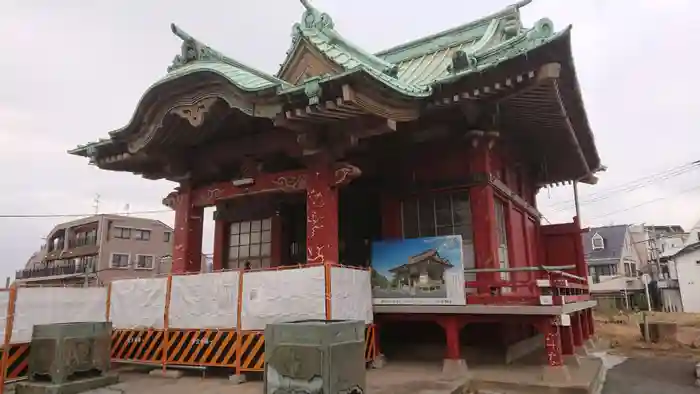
165;163;361;208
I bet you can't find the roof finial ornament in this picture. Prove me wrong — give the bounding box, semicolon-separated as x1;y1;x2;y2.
167;23;226;72
168;23;203;72
297;0;334;31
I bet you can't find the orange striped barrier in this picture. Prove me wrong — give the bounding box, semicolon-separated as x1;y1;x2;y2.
0;344;29;381
167;329;237;367
111;329;164;364
238;332;265;371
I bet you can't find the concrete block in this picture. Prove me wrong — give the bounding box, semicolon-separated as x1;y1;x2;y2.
148;369;183;379
370;354;386;369
564;355;581;367
575;345;590;357
442;359;470;380
695;362;700;378
541;365;571;383
228;374;247;384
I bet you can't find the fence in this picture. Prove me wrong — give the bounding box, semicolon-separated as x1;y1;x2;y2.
0;264;376;388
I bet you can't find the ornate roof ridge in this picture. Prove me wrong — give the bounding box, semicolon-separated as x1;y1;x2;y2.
277;0;399;79
375;0;531;62
167;23;288;87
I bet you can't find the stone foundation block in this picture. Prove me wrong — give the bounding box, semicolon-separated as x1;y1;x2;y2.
541;365;571;382
228;374;247;384
149;369;183;379
371;354;386;369
442;358;469;380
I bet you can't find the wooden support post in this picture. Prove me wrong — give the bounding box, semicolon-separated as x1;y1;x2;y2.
0;286;17;394
468;132;500;292
305;155;340;320
561;325;575;356
437;316;465;360
162;274;173;373
212;215;227;271
538;318;563;367
571;312;583;348
171;187;204;273
586;309;595;336
581;310;591;340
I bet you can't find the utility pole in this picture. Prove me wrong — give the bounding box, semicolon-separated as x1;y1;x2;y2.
124;204;130;216
93;194;101;214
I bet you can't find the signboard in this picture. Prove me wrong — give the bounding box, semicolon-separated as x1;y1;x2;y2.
370;235;466;306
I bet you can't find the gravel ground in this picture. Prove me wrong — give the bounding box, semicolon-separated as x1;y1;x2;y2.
602;357;698;394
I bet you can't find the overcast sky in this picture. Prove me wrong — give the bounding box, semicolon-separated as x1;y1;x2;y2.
1;0;699;280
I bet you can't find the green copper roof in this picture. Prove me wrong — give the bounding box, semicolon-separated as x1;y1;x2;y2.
278;1;562;100
165;24;290;92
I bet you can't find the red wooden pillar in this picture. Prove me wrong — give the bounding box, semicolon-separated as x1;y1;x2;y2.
305;157;340;266
437;316;465;360
581;310;591;340
586;308;595;336
571;312;583;348
538;318;563;367
212;213;227;271
561;325;575;356
172;187;204;273
468;136;500;291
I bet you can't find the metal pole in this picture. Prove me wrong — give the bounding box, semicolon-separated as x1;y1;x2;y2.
643;274;652;311
573;181;581;219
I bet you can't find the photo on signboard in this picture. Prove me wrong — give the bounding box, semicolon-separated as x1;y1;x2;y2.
370;235;466;305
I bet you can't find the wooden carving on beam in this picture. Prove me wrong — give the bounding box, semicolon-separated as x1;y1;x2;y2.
272;174;308;191
334;163;361;186
162;191;182;209
171;96;219;127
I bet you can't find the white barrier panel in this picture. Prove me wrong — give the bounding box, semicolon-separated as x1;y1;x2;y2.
241;266;325;330
0;291;9;342
169;271;240;329
110;278;167;330
330;267;373;324
12;287;107;343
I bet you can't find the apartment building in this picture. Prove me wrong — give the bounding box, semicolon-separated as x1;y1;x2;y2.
17;214;176;286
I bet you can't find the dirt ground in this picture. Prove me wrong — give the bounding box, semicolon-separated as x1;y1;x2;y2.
595;311;700;359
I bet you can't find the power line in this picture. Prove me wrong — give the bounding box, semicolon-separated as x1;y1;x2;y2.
587;183;700;221
0;209;171;219
543;160;700;211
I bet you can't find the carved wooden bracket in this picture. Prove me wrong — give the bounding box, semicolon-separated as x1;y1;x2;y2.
334;163;361;186
171;97;219;127
162;191;182;209
465;129;500;150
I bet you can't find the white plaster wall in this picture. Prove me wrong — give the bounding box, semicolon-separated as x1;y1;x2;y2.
675;249;700;313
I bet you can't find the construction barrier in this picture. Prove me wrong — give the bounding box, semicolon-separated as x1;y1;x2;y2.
0;264;375;384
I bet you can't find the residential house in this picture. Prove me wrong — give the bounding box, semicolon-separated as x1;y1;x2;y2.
583;225;644;310
17;214;177;286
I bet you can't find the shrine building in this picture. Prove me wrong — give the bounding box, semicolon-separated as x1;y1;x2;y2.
69;0;603;374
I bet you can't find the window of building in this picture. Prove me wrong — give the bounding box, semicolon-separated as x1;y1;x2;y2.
494;198;510;285
135;255;154;270
164;232;172;242
74;229;97;247
228;219;272;270
400;191;476;279
624;263;631;277
134;229;151;241
111;253;130;269
592;264;617;276
114;227;131;239
591;233;604;250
